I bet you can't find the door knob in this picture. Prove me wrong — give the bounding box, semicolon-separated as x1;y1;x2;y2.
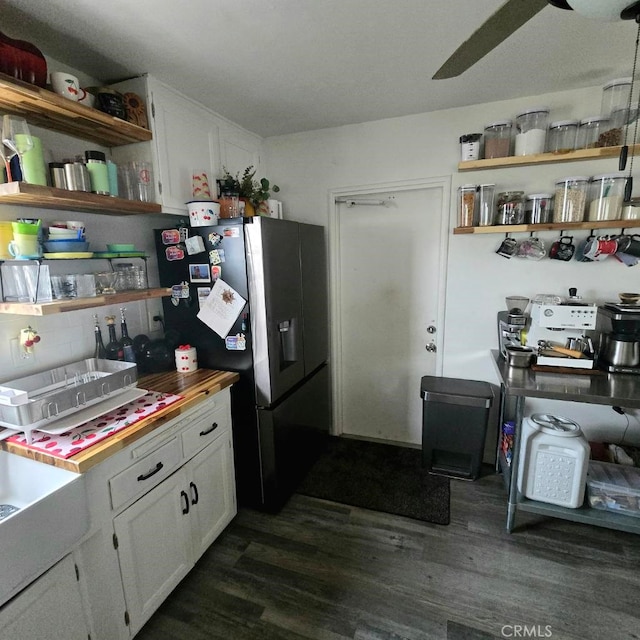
425;343;437;352
427;325;436;334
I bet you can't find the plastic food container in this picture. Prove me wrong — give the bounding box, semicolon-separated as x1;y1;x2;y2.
495;190;525;225
525;193;553;224
476;183;496;226
459;133;482;161
601;77;632;119
553;176;589;223
587;172;626;221
517;414;590;509
587;460;640;517
547;120;578;154
483;120;512;159
515;107;549;156
622;196;640;220
457;184;477;227
577;116;611;149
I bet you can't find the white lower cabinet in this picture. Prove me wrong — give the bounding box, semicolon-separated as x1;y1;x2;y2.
111;393;236;636
0;554;88;640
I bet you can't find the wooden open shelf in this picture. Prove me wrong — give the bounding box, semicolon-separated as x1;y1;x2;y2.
458;144;640;171
0;182;161;215
0;73;152;146
453;218;640;235
0;287;171;316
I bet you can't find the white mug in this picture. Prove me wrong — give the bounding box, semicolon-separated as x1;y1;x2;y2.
50;72;81;101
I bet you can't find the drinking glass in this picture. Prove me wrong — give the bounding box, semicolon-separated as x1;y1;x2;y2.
2;115;33;182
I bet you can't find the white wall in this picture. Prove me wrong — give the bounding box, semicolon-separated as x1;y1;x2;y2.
264;85;640;446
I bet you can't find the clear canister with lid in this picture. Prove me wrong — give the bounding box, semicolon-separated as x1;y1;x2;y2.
515;107;549;156
457;184;477;227
459;133;482;162
601;77;632;119
587;172;627;221
546;120;578;154
483;120;512;159
495;191;525;225
577;116;610;149
525;193;553;224
477;183;496;226
553;176;589;223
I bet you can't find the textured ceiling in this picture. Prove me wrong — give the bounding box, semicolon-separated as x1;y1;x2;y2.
2;0;639;137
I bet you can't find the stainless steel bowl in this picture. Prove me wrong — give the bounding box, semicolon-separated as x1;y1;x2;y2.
505;346;534;368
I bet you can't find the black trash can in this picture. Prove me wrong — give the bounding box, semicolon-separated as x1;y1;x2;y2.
420;376;494;480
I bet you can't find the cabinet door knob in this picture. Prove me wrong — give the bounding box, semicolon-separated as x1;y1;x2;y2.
190;481;199;505
199;421;219;436
180;490;189;515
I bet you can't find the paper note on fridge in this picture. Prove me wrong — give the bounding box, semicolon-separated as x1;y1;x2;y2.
196;278;247;338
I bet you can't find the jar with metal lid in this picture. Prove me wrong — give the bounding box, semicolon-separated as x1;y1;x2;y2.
546;120;578;154
457;184;477;227
525;193;553;224
587;172;626;221
553;176;588;223
495;191;525;225
577;116;610;149
483;120;512;159
515;107;549;156
85;150;110;195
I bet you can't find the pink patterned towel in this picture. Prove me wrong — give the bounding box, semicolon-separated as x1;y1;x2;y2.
7;390;183;459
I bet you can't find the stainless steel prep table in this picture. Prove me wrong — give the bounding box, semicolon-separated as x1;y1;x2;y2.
491;350;640;534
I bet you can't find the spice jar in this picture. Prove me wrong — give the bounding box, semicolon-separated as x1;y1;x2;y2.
525;193;553;224
457;184;477;227
495;191;525;225
514;107;549;156
587;173;626;221
546;120;578;154
483;120;512;159
85;150;110;195
577;117;610;149
459;133;482;161
553;176;588;223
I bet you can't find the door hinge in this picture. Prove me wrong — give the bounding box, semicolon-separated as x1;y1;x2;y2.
75;563;80;581
124;610;130;626
113;533;119;549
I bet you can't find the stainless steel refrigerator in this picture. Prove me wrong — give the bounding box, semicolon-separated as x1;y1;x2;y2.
154;217;330;511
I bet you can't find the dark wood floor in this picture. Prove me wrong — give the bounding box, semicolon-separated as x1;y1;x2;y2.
136;472;640;640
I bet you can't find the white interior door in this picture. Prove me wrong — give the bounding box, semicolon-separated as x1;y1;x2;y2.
333;182;447;445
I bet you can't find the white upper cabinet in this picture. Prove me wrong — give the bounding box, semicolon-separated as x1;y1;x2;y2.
110;74;263;216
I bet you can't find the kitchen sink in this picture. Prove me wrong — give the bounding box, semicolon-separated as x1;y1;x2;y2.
0;451;89;606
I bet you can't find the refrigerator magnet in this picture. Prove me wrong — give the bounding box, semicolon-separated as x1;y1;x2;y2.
171;282;191;306
166;245;185;261
208;232;222;247
185;235;205;255
222;227;240;238
209;249;225;265
161;229;181;245
225;333;246;351
189;263;211;283
211;265;221;281
197;287;211;308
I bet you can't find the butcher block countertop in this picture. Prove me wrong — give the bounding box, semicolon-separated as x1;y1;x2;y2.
0;368;239;473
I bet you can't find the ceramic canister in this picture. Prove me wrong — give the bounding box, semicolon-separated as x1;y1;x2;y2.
175;344;198;372
187;200;220;226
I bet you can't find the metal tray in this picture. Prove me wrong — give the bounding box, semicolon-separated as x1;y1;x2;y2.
0;358;137;428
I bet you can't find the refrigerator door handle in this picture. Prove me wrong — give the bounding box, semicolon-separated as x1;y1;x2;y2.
278;318;298;364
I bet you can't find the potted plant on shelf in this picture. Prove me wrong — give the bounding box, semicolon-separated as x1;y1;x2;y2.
219;166;279;217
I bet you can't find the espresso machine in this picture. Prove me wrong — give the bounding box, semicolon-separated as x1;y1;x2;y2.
595;303;640;373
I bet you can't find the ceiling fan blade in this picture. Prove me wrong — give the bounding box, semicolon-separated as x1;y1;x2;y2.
432;0;550;80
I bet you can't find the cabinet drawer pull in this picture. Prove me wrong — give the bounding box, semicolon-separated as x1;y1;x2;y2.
136;461;164;482
181;490;189;515
190;481;199;505
199;421;219;437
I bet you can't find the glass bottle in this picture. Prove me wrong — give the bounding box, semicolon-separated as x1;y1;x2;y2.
119;307;136;363
93;314;107;360
105;315;124;361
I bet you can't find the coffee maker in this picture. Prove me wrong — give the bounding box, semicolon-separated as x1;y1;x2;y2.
595;303;640;373
497;296;529;356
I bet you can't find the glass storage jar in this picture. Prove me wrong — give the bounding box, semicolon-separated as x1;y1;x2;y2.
483;120;512;159
514;107;549;156
577;116;610;149
553;176;589;223
457;184;477;227
477;183;496;226
525;193;553;224
546;120;578;154
587;172;626;221
495;191;525;225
